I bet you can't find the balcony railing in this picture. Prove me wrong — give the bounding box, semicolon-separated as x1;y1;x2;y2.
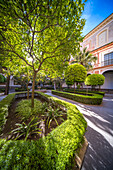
101;59;113;66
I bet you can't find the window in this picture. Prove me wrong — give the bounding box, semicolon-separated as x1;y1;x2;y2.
103;52;113;66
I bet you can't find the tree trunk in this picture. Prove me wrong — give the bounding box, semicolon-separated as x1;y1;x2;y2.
5;75;10;95
31;72;37;108
54;81;56;90
99;85;101;91
26;83;29;99
74;82;75;93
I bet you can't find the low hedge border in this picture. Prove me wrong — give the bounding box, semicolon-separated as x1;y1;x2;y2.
0;91;87;170
0;93;15;133
63;88;105;96
52;90;103;105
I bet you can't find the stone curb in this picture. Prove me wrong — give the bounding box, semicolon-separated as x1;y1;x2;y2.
74;136;88;170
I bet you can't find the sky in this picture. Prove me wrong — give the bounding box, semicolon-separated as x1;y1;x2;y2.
82;0;113;36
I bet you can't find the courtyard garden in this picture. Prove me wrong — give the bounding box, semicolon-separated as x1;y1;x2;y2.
0;0;106;169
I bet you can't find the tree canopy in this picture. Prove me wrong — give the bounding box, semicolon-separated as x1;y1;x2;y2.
0;0;86;107
65;63;87;83
71;47;97;70
85;74;105;89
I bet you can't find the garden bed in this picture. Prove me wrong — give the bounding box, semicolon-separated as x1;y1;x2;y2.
0;91;87;169
1;98;67;140
52;90;103;105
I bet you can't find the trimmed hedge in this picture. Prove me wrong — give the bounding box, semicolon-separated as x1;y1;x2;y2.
52;90;103;105
0;91;87;170
0;93;15;133
63;88;105;96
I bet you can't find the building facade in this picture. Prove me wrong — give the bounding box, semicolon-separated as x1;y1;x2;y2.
81;13;113;89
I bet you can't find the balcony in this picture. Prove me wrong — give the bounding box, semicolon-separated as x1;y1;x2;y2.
101;59;113;67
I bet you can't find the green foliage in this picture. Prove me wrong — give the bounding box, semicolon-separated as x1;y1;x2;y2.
0;93;15;133
0;91;87;169
0;74;6;83
0;0;86;107
11;117;42;141
72;47;97;70
85;74;105;86
52;90;103;105
45;105;64;128
16;99;43;120
63;88;105;96
64;64;87;86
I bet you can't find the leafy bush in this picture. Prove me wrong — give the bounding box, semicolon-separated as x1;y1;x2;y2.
0;93;15;133
85;74;105;88
0;91;87;169
64;64;87;86
16;99;44;120
0;74;6;83
52;90;103;105
15;87;27;92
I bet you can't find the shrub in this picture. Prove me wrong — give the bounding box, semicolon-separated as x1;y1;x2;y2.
52;90;103;105
0;93;15;133
0;74;6;83
64;64;87;87
85;74;105;89
63;88;105;96
0;91;87;169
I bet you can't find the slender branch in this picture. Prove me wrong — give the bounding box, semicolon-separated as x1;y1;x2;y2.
34;23;59;33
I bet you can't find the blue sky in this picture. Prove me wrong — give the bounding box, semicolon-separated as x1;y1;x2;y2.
82;0;113;36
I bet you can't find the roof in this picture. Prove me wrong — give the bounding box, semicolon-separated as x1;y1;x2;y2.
84;13;113;40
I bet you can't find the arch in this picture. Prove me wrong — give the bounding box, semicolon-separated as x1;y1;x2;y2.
101;68;113;75
87;73;91;76
101;70;113;89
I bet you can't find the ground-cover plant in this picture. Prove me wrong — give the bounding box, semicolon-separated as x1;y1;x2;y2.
10;117;42;141
16;99;44;120
44;104;65;128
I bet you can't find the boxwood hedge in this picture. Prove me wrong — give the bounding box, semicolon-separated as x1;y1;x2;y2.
63;88;105;96
0;91;87;170
52;90;103;105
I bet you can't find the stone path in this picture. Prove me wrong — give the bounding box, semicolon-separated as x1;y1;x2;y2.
45;92;113;170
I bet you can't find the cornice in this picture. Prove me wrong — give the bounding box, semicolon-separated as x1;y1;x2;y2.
84;13;113;40
91;41;113;53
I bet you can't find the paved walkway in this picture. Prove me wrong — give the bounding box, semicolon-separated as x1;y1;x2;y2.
45;92;113;170
0;95;7;101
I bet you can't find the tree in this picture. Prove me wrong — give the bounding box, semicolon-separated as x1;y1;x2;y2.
85;74;105;90
64;63;87;93
0;0;86;107
71;47;97;70
46;56;69;90
13;65;33;99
